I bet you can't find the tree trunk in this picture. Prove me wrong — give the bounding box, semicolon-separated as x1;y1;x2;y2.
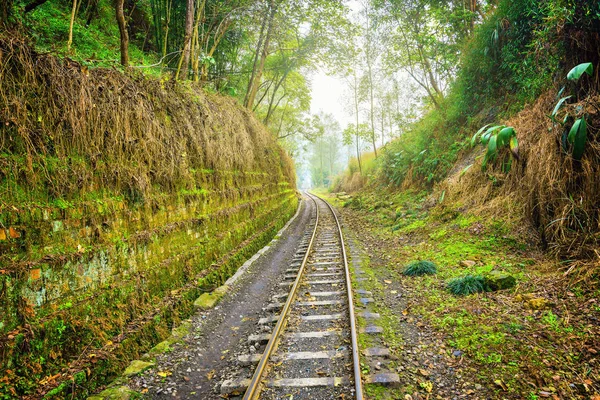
244;9;267;107
175;0;195;80
191;0;206;81
367;62;377;158
67;0;78;52
114;0;129;67
162;0;172;59
381;108;385;148
245;0;277;109
353;73;362;174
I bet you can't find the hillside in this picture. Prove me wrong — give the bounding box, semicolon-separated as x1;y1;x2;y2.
0;32;297;398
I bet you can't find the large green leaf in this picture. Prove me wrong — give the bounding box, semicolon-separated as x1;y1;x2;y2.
496;126;515;147
568;118;587;160
509;136;519;160
487;135;498;161
481;125;503;145
567;62;593;81
567;118;585;143
471;124;491;147
550;96;572;123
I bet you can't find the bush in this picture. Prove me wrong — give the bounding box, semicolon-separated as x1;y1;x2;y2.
447;274;488;296
403;260;437;276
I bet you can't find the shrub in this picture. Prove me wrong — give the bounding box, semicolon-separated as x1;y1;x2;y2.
447;275;488;296
403;260;437;276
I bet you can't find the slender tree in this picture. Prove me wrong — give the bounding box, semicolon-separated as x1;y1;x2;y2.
245;0;278;108
114;0;129;67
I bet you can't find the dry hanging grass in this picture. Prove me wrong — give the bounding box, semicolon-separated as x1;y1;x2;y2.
445;89;600;278
0;31;295;205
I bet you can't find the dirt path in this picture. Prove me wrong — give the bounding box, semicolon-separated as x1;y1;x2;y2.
126;196;314;399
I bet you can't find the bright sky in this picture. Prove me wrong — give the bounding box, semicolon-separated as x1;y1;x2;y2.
309;71;353;129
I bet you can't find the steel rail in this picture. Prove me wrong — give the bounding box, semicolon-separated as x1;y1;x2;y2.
312;192;364;400
242;194;320;400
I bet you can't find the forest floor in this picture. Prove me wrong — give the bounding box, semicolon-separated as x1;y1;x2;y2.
317;188;600;400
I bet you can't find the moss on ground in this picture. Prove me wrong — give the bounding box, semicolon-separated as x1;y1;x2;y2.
322;189;599;399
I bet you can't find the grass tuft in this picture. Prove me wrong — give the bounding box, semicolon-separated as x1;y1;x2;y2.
403;260;437;276
447;274;487;296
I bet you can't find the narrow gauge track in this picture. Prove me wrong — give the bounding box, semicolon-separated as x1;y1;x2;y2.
222;193;363;399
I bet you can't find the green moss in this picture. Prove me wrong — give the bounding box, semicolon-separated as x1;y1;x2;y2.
123;360;154;377
193;285;228;310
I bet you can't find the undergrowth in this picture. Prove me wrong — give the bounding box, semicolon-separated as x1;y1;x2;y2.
447;274;487;296
403;260;437;276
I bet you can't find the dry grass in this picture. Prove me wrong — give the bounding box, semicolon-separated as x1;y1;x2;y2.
0;32;295;204
444;90;600;279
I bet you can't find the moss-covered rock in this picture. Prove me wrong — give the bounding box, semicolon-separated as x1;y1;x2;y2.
484;270;516;291
193;285;229;310
88;386;137;400
123;360;154;377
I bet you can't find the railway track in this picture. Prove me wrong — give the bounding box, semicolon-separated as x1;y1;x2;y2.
221;193;398;399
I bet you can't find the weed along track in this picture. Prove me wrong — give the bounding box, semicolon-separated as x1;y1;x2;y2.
221;193;394;399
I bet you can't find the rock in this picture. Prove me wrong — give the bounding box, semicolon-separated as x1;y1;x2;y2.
194;285;229;310
525;297;551;310
452;350;463;357
484;270;516;291
123;360;155;377
149;340;172;355
459;260;476;268
92;386;137;400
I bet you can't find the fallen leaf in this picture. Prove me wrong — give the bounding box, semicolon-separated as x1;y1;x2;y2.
494;379;508;391
206;370;215;380
157;370;172;378
384;280;392;284
8;227;20;239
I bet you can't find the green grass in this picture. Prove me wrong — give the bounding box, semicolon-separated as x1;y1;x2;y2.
403;260;437;276
447;274;488;296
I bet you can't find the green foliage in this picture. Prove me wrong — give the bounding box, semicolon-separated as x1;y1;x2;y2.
567;62;593;81
551;62;593;160
447;274;488;296
568;118;587;160
403;260;437;276
377;0;587;188
471;124;518;171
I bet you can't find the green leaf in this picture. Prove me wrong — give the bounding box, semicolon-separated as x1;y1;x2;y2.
567;118;585;143
481;125;503;145
568;118;587;160
459;164;473;179
509;136;519;160
471;124;491;147
567;62;593;81
487;135;498;161
550;96;572;123
496;127;515;147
